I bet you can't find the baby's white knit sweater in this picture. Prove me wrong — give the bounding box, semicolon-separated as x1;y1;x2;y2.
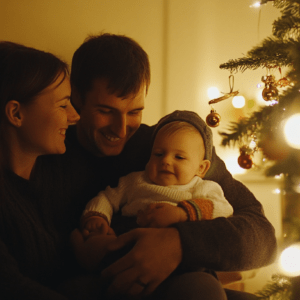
83;171;233;224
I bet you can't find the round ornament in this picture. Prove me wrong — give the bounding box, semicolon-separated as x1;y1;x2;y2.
262;84;279;101
238;151;253;169
206;109;221;127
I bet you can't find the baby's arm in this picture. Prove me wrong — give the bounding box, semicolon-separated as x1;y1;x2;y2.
137;180;233;228
72;193;116;271
178;180;233;221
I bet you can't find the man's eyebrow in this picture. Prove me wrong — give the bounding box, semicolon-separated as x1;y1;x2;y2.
95;104;145;111
94;104;114;108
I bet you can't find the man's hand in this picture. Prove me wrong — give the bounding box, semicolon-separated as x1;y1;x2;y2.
101;227;182;298
70;228;116;271
136;203;188;228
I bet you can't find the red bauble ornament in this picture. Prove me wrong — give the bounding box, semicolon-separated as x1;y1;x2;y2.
238;152;253;169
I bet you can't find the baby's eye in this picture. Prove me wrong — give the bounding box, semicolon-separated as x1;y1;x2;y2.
175;155;185;160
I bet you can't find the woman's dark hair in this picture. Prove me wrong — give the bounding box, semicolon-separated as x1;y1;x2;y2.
71;33;150;101
0;41;69;178
0;41;69;117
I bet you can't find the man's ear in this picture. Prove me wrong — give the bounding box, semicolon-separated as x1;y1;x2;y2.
71;85;83;112
5;100;23;127
196;160;211;178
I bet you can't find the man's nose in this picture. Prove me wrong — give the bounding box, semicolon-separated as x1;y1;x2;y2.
112;114;127;138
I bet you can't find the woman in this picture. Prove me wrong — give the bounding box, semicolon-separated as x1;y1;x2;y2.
0;41;81;299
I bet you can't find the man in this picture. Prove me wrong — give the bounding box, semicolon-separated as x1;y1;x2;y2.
67;33;276;300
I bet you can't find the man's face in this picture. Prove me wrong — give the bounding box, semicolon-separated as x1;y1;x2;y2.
76;78;145;157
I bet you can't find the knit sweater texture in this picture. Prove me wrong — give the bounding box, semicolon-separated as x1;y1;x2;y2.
83;171;233;223
66;124;277;272
0;154;83;299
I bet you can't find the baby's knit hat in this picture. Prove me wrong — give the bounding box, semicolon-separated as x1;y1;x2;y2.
152;110;213;161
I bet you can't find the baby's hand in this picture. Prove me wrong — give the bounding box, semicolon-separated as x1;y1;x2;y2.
84;216;110;236
136;203;188;228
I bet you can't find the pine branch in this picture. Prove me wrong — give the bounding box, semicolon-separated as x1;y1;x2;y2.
273;16;300;39
255;274;292;299
219;55;290;72
219;106;274;147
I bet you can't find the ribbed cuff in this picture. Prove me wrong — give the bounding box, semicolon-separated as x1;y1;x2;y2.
81;211;109;229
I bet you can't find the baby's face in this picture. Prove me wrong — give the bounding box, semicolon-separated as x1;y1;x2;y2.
147;128;206;186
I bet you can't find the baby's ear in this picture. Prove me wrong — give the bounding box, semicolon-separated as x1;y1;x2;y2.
196;160;211;178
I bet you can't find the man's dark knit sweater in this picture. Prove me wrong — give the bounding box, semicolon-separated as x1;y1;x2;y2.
66;123;277;272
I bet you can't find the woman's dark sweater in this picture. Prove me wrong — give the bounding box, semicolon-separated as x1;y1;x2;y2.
0;155;80;300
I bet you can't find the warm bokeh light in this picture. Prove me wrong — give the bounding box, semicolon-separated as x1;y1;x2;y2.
232;95;246;108
279;243;300;277
251;2;261;8
224;156;246;175
284;113;300;149
207;87;220;100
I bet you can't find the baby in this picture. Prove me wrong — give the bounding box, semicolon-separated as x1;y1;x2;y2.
74;110;233;270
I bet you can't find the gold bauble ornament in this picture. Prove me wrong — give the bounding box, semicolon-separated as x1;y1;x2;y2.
206;109;221;127
262;84;278;101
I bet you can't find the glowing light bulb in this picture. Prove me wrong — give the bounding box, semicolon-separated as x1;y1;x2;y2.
207;87;220;100
279;243;300;277
232;96;245;108
272;188;281;194
284;114;300;149
250;1;261;8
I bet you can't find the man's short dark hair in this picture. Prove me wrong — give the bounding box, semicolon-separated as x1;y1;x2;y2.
71;33;150;101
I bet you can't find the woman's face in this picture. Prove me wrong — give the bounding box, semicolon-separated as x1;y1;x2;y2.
19;72;79;156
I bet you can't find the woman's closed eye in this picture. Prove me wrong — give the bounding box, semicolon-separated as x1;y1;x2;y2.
153;152;163;157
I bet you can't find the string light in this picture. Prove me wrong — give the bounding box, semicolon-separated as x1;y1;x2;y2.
250;0;274;8
207;87;220;100
279;243;300;277
232;95;245;108
251;1;261;8
284;113;300;149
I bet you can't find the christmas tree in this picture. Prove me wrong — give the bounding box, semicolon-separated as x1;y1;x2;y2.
215;0;300;299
